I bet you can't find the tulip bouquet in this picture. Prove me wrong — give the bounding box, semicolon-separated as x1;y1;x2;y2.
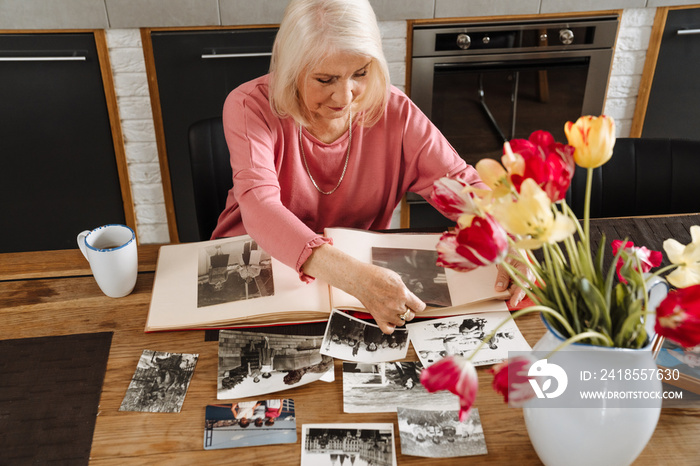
420;115;700;420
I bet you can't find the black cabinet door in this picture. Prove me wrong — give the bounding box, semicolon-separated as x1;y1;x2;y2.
0;33;126;253
642;8;700;139
150;28;277;242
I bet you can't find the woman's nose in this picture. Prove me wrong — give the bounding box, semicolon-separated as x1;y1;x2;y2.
333;79;354;105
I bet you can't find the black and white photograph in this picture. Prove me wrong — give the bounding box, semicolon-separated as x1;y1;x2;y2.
204;399;297;450
397;407;487;458
320;309;409;363
197;238;274;308
119;350;198;413
218;330;335;400
407;311;531;367
301;423;397;466
342;361;457;413
371;247;451;307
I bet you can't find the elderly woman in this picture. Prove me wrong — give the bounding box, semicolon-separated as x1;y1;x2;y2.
212;0;520;333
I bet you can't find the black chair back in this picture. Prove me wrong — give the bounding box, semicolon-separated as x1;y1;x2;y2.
566;138;700;218
187;117;232;241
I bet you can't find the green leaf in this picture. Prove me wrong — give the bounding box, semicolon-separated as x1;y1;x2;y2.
577;277;609;333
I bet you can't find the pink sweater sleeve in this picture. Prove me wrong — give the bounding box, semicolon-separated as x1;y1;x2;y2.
222;87;330;281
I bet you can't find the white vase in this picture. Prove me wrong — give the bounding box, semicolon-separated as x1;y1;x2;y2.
523;278;668;466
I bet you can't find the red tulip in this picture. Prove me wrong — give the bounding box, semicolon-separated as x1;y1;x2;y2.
436;214;509;272
508;130;576;202
655;284;700;348
612;240;663;284
489;355;537;407
420;355;478;421
431;176;477;219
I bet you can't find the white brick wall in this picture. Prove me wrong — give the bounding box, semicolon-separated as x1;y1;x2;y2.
106;29;169;244
107;14;652;243
604;8;656;137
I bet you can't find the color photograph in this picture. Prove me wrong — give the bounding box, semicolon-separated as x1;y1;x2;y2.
204;399;297;450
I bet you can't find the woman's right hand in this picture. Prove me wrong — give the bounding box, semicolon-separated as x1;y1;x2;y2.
351;263;426;334
301;244;426;334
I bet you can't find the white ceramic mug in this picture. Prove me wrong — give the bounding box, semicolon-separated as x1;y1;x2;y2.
77;224;138;298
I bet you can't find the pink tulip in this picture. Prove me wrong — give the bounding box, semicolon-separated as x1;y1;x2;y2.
611;240;663;284
436;214;509;272
655;284;700;348
508;130;576;202
420;355;478;421
489;355;537;407
430;177;477;219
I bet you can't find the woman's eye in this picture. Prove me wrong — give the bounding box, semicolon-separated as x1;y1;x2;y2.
316;77;333;84
354;70;368;78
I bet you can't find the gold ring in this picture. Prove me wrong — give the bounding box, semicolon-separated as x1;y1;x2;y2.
399;309;411;321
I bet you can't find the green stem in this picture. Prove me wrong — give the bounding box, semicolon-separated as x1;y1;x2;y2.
583;166;596;275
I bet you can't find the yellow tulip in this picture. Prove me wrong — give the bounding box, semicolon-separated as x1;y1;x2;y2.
564;115;616;168
491;179;576;249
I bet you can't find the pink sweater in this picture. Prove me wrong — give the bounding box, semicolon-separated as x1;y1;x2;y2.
211;74;485;278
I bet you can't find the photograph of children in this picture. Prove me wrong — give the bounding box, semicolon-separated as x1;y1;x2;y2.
119;350;198;413
656;338;700;396
407;311;531;367
204;399;297;450
218;330;334;400
397;407;487;458
197;238;274;308
301;423;397;466
342;361;457;413
371;247;451;307
320;309;409;363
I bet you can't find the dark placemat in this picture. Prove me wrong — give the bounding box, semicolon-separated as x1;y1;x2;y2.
0;332;113;465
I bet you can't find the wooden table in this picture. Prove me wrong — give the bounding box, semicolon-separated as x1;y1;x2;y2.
2;216;700;465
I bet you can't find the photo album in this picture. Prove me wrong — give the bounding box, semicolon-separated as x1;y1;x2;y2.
145;228;509;332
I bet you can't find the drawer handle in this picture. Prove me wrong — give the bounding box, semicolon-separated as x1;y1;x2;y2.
0;56;87;62
201;52;272;59
677;28;700;35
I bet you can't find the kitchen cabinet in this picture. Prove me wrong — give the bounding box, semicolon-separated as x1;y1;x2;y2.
146;28;277;242
640;7;700;139
0;32;132;253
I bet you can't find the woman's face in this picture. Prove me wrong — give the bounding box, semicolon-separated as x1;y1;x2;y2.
300;51;371;126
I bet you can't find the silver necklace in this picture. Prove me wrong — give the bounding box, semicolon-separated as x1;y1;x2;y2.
299;112;352;195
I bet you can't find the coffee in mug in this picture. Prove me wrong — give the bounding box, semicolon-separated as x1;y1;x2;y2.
77;224;138;298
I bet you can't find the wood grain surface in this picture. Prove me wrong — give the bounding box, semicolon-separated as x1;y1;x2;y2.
2;217;700;464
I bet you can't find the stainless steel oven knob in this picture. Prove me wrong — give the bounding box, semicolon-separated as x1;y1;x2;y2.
559;28;574;45
482;35;491;45
456;33;471;49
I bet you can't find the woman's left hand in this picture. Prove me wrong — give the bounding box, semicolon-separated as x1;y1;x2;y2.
494;255;533;307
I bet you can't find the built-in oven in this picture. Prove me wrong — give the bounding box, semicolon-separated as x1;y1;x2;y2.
407;15;619;227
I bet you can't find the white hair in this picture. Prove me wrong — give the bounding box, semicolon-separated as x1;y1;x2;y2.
269;0;391;127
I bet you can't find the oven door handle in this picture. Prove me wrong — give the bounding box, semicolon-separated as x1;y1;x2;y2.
677;28;700;36
434;56;589;72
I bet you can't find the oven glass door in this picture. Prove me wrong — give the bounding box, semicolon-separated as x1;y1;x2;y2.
412;50;610;166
